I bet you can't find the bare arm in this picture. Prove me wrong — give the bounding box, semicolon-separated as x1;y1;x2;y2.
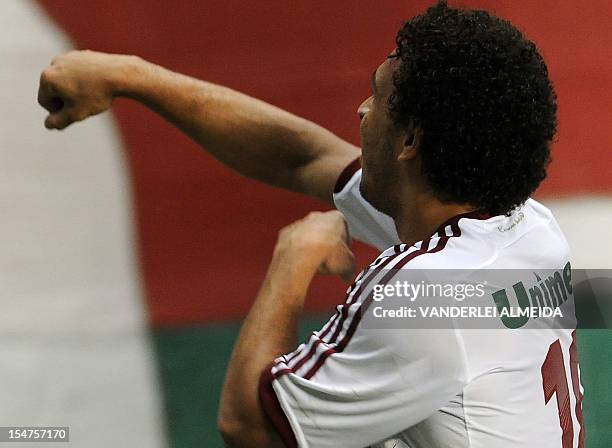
217;211;355;447
38;50;359;204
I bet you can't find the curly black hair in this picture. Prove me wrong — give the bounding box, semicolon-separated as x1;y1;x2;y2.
389;0;557;216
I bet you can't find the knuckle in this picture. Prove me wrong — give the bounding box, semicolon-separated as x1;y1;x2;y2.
40;69;52;83
278;224;293;238
298;235;325;251
306;211;323;220
73;109;89;122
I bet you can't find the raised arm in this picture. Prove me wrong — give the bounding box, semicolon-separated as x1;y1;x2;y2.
38;50;359;204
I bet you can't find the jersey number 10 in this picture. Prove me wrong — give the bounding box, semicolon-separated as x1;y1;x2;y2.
541;330;585;448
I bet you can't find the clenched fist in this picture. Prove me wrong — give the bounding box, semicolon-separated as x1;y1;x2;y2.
273;211;356;283
38;50;138;130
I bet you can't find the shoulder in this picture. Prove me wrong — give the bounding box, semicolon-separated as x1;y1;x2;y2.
373;212;496;271
379;201;570;271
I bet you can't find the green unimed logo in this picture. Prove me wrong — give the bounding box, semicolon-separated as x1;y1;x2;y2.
491;261;573;329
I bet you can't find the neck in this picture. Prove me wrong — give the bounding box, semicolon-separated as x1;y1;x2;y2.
393;193;477;245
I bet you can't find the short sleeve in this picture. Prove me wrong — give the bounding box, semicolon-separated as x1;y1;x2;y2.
332;159;400;250
258;322;468;448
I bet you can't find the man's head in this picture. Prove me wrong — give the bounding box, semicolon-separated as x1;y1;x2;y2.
358;0;557;218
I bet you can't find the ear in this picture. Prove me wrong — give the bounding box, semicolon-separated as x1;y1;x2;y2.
397;124;422;162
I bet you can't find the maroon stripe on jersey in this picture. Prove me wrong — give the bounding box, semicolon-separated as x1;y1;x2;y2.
283;348;305;365
286;249;410;374
284;252;397;370
302;224;464;380
272;367;293;379
450;221;461;237
282;304;345;370
258;363;298;448
276;257;387;374
436;209;490;234
317;255;384;342
272;212;480;381
302;236;439;379
324;250;403;342
333;157;361;194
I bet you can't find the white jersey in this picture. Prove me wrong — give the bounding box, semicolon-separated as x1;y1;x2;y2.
259;163;585;448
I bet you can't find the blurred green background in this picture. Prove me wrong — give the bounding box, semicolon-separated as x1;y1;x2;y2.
155;321;611;447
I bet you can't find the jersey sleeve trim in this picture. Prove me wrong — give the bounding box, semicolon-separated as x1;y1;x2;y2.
258;362;298;448
273;210;491;384
274;228;461;383
333;157;361;194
